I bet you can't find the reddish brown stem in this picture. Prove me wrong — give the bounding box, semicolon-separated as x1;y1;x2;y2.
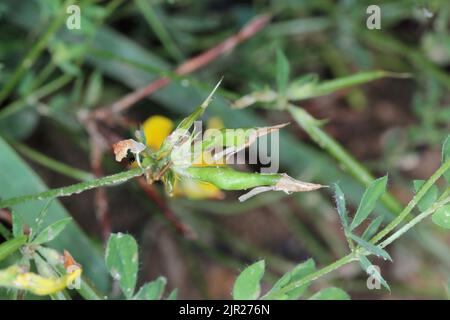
137;178;196;240
93;14;271;120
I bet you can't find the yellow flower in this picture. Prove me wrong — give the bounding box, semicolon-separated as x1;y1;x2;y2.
173;179;225;200
142;115;174;151
0;265;82;296
141;115;225;199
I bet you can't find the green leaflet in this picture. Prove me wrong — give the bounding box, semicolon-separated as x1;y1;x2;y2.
11;211;24;238
350;175;388;230
442;135;450;182
287;71;390;101
105;233;139;299
0;235;27;262
362;216;384;241
308;287;350;300
31;218;72;245
276;48;290;97
350;234;392;261
333;183;349;228
432;205;450;229
413;180;438;212
232;260;265;300
133;277;167;300
359;255;390;292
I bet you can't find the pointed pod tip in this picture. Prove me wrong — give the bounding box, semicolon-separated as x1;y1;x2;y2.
201;77;224;109
275;174;325;192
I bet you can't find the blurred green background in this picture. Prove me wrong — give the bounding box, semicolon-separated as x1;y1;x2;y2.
0;0;449;299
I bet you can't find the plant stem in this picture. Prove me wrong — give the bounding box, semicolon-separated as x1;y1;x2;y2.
288;104;403;215
371;159;450;244
0;0;75;105
77;276;104;300
0;167;149;209
13;142;94;182
380;195;450;249
261;252;357;299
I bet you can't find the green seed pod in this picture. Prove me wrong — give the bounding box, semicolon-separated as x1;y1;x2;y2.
182;167;324;201
184;167;281;190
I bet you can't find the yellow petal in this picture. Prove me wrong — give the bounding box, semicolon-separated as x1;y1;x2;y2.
173;178;224;200
1;265;82;296
207;116;224;130
142;115;174;150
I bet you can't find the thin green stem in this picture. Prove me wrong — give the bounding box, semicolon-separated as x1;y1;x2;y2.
380;195;450;249
0;0;75;104
371;159;450;244
13;142;94;182
0;167;149;209
287;104;403;215
77;276;104;300
261;253;357;299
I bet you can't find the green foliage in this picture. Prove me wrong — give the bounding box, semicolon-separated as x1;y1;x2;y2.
350;175;388;231
31;217;72;245
432;205;450;229
0;0;449;301
232;260;265;300
276;48;290;98
133;277;167;300
105;233;139;299
333;183;349;229
0;236;27;262
414;180;438;212
443;135;450;182
266;259;315;300
359;255;390;292
349;234;392;262
308;287;350;300
361;216;384;241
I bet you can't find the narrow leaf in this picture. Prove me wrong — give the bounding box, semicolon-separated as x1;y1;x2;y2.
413;180;438;212
359;255;390;291
276;48;290;97
232;260;265;300
333;183;348;228
288;71;393;101
350;175;388;230
105;233;139;299
432;205;450;229
350;234;392;261
32;217;72;245
0;235;27;262
442;135;450;182
309;287;350;300
362;216;384;241
11;211;24;237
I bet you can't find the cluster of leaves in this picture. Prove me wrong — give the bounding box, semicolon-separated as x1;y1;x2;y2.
232;259;349;300
231;136;449;299
0;201;174;300
0;202;80;298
